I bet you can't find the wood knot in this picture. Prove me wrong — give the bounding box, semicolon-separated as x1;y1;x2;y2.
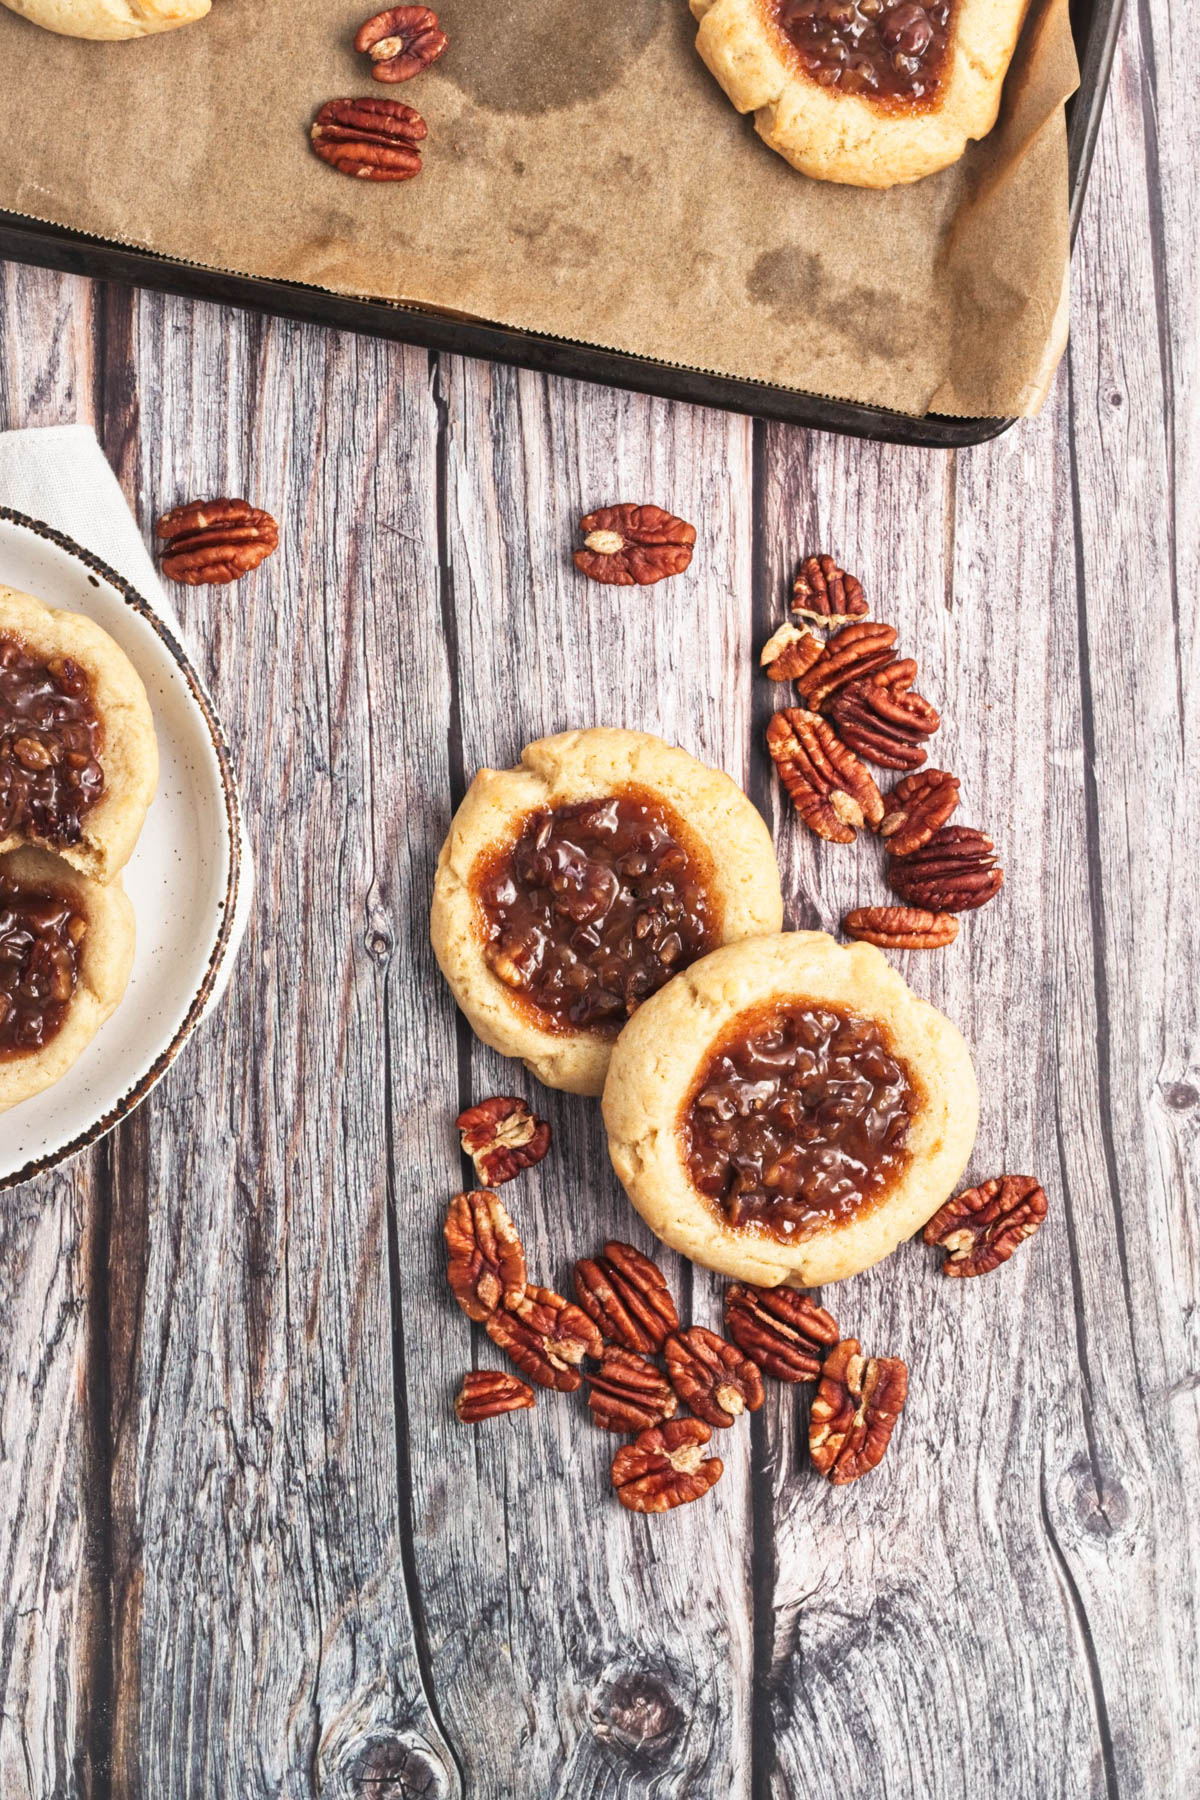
593;1671;681;1754
337;1733;446;1800
1163;1081;1198;1111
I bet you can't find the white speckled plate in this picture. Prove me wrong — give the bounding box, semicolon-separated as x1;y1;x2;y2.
0;509;249;1189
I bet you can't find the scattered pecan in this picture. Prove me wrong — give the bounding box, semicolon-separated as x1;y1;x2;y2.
878;769;960;857
611;1419;724;1514
724;1284;839;1383
766;708;884;844
664;1326;764;1428
587;1347;678;1434
356;6;447;81
760;622;824;683
156;497;279;585
310;97;426;180
829;660;939;770
923;1176;1048;1277
456;1096;551;1187
887;826;1003;912
444;1190;527;1322
573;1241;679;1353
486;1283;603;1392
454;1369;535;1422
843;906;959;950
809;1339;908;1485
790;555;869;629
796;620;898;711
573;505;696;586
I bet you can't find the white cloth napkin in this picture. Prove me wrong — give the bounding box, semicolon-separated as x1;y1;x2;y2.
0;421;252;1015
0;423;180;627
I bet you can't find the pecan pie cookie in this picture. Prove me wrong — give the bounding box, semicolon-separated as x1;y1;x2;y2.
603;930;977;1286
0;586;158;883
0;0;209;36
690;0;1031;187
0;847;135;1114
431;729;784;1096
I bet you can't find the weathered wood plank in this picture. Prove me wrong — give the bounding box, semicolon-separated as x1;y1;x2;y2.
96;300;459;1797
407;357;758;1797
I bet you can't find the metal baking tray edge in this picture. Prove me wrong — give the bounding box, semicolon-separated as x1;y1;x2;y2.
0;0;1123;449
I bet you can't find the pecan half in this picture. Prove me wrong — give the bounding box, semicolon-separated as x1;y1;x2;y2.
796;620;898;711
760;622;825;683
664;1326;764;1428
444;1190;527;1322
767;708;884;844
724;1284;839;1383
887;826;1003;912
156;497;279;585
356;6;447;81
611;1419;723;1513
587;1347;678;1434
809;1339;908;1485
573;1241;679;1353
573;505;696;586
829;660;939;770
843;905;958;950
790;555;869;629
454;1370;535;1422
310;97;426;180
486;1283;604;1392
923;1176;1047;1277
878;769;960;857
456;1096;551;1187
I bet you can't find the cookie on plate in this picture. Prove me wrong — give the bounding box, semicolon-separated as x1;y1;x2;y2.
0;846;135;1114
1;585;158;883
431;728;784;1096
690;0;1031;187
603;930;977;1286
0;0;210;37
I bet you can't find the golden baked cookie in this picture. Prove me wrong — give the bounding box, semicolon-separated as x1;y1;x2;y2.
431;728;784;1096
690;0;1031;187
0;0;209;37
1;585;158;883
0;846;135;1114
603;930;978;1286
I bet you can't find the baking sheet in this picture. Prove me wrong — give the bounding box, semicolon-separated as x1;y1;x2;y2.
0;0;1079;419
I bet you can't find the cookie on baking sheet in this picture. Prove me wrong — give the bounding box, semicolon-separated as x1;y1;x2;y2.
690;0;1031;187
0;0;209;36
0;846;135;1114
431;728;784;1097
603;931;978;1287
1;585;158;883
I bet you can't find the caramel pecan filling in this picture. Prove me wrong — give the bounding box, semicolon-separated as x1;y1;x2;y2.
0;635;105;847
682;1000;917;1240
0;876;87;1058
772;1;957;108
474;791;719;1036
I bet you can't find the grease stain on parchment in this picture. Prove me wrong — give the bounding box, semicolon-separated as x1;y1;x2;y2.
748;244;931;364
445;0;664;114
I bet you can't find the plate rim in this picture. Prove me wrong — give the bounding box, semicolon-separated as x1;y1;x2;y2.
0;504;242;1191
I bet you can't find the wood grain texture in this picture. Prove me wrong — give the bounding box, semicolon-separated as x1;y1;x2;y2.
0;0;1198;1793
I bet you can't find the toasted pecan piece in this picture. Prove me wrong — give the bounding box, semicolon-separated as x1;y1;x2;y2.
809;1339;907;1485
444;1190;527;1322
843;905;959;950
573;504;695;586
767;708;884;844
611;1418;723;1513
923;1176;1047;1277
454;1370;535;1422
456;1096;551;1187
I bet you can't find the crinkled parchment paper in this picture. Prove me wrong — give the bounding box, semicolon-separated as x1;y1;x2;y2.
0;0;1078;418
